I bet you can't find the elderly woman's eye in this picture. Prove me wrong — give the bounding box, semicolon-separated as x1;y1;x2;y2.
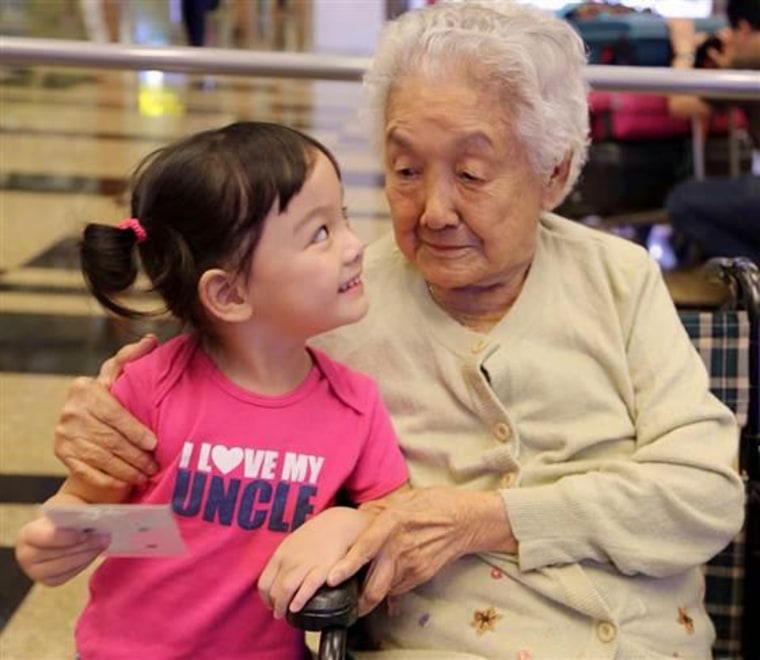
395;167;417;178
460;171;480;182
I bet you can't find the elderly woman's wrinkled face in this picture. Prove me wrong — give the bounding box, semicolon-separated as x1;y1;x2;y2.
384;74;563;291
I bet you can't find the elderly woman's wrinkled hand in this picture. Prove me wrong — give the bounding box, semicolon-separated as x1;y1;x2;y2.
328;487;516;616
96;334;159;388
54;335;161;492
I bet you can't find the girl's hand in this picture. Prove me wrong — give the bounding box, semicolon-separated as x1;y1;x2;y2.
15;515;110;586
258;507;371;619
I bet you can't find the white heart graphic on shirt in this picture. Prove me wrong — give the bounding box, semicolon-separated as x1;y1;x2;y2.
211;446;244;474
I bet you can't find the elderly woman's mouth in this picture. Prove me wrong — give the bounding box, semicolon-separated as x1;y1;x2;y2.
421;242;473;257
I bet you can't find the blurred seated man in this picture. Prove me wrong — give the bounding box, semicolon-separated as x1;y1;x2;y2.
665;0;760;265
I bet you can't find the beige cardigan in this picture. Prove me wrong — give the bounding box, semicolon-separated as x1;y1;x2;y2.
312;213;744;658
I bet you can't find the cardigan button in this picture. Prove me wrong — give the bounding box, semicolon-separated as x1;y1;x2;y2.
596;620;617;643
470;339;487;354
500;472;517;488
493;422;511;441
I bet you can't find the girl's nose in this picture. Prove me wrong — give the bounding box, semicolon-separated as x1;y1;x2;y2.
344;227;364;264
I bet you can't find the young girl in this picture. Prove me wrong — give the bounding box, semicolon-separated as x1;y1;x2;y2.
15;121;408;659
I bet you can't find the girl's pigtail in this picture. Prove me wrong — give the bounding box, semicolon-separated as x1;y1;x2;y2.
80;221;146;319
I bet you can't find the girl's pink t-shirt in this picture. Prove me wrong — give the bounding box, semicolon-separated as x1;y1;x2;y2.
75;336;408;659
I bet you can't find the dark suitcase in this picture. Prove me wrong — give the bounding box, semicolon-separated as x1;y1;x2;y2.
560;5;726;66
589;92;747;142
558;134;753;222
558;138;690;219
561;89;751;221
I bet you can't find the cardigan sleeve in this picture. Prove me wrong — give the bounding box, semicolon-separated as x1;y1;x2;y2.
502;260;745;577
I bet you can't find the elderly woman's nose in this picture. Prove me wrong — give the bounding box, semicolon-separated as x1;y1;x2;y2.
420;180;458;229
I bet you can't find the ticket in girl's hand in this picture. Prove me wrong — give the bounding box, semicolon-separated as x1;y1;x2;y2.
41;503;186;557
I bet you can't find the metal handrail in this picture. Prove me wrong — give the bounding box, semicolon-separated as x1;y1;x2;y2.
2;36;759;99
0;37;370;82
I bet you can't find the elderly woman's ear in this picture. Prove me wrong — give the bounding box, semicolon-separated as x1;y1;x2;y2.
541;152;573;211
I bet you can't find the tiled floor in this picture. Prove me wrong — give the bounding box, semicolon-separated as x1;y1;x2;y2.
0;2;735;659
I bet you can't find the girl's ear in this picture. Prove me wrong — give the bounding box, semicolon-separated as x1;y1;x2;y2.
198;268;253;323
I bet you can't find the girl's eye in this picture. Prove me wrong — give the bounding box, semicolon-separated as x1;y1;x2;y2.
312;225;329;243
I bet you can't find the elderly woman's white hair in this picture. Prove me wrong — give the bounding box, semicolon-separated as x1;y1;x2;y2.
364;0;590;205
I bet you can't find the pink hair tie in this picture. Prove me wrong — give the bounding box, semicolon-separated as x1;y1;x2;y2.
118;218;148;244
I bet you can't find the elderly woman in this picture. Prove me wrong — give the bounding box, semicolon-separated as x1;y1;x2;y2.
50;2;743;657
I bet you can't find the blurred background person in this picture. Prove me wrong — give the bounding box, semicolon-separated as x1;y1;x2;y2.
666;0;760;264
181;0;219;47
79;0;120;43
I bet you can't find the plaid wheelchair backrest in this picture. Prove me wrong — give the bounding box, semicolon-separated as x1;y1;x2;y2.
679;309;751;660
681;310;751;428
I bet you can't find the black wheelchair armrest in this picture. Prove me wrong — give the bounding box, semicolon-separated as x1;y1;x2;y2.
287;578;359;660
286;578;359;632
